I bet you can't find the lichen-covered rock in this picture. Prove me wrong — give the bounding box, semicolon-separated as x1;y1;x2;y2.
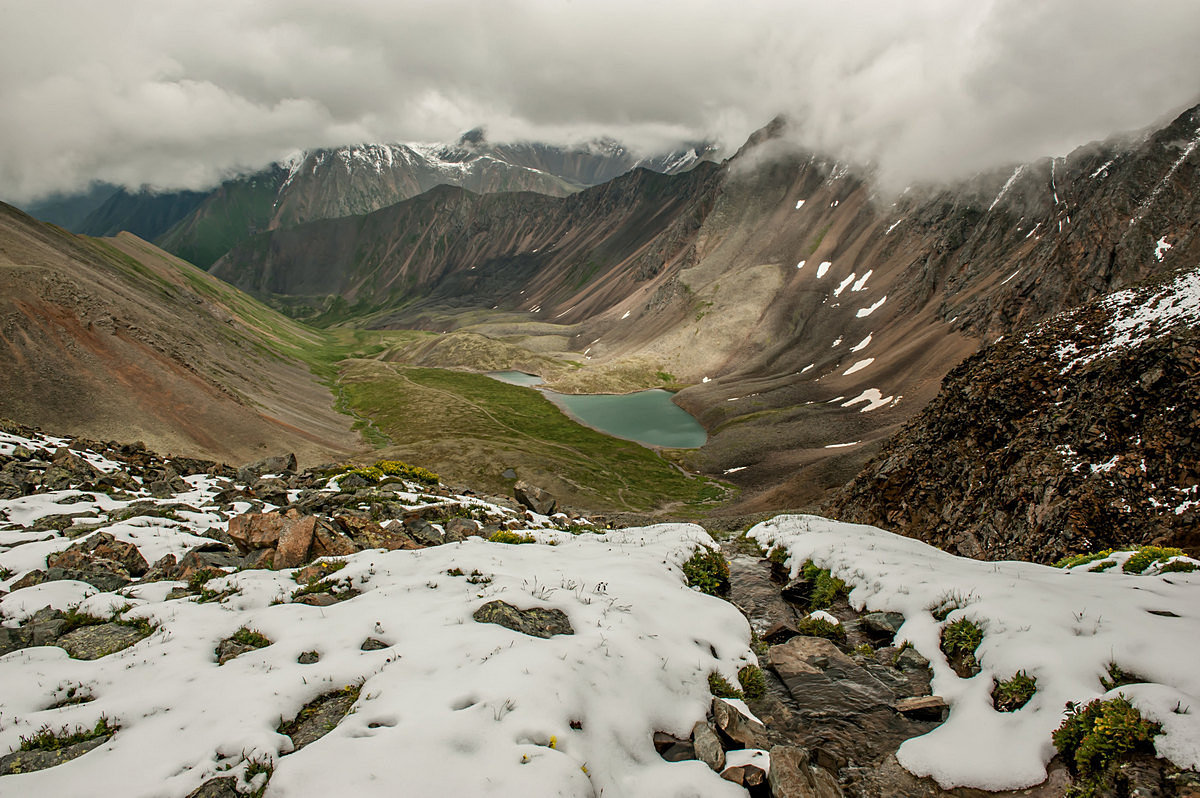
472;600;573;638
279;688;359;750
57;623;149;660
0;735;111;775
768;745;844;798
46;532;149;577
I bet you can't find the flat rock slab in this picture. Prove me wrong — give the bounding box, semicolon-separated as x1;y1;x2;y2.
58;623;149;660
768;636;895;715
0;735;111;775
472;600;573;638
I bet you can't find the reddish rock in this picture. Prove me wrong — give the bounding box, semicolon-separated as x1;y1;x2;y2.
227;512;288;552
274;516;317;569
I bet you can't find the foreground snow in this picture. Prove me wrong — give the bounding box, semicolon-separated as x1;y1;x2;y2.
0;526;752;797
751;515;1200;791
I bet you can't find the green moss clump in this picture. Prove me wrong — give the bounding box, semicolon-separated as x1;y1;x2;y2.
230;627;271;649
767;546;789;567
853;643;875;658
489;529;536;545
801;561;847;610
993;671;1037;712
708;672;743;699
1052;696;1161;791
681;547;730;596
737;664;767;700
795;615;846;641
1159;559;1197;574
20;717;117;751
1122;546;1186;574
940;618;983;675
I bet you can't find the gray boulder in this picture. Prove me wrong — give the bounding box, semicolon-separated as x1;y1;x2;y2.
472;600;573;638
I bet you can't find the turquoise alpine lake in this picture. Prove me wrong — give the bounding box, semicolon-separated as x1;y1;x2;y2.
487;371;707;449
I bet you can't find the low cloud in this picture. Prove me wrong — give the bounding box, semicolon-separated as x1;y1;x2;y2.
2;0;1198;203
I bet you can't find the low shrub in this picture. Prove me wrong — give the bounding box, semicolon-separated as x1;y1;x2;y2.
488;529;535;545
682;547;730;596
1122;546;1186;574
1052;696;1160;792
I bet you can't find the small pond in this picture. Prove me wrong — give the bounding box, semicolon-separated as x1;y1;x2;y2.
487;371;707;449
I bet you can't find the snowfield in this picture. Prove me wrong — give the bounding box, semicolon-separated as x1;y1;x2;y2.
1;524;753;797
750;515;1200;791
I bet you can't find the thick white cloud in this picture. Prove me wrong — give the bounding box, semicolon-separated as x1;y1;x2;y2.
1;0;1198;202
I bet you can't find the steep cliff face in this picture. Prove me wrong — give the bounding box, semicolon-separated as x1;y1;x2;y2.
826;265;1200;562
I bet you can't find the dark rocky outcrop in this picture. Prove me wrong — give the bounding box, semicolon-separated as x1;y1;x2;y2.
472;600;574;638
828;266;1200;562
513;480;556;516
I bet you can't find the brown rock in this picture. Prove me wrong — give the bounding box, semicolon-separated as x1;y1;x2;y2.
274;516;317;569
241;549;276;570
514;480;556;515
227;512;288;552
335;515;422;550
721;765;767;787
712;697;769;750
894;695;948;721
309;519;360;558
692;720;725;772
768;745;843;798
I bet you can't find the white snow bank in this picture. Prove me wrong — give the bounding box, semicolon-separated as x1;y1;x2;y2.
816;261;832;279
750;515;1200;790
841;388;893;412
855;296;887;318
842;358;875;376
0;526;753;798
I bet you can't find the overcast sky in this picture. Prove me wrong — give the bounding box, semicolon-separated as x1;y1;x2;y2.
2;0;1199;203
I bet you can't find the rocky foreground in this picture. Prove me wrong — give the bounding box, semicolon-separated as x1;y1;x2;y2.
1;421;1199;797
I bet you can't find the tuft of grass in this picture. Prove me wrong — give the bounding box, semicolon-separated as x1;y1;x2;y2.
188;568;225;593
1052;696;1161;794
941;618;983;675
1100;662;1145;691
229;627;271;649
993;671;1037;712
853;643;875;658
681;547;730;596
489;529;536;545
20;717;116;751
737;664;767;700
708;672;742;699
795;615;846;641
800;561;846;611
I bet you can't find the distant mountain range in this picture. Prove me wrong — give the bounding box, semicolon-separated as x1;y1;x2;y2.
19;132;717;268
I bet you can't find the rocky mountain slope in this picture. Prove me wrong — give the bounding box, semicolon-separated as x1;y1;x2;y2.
0;203;356;465
826;263;1200;563
205;105;1200;516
